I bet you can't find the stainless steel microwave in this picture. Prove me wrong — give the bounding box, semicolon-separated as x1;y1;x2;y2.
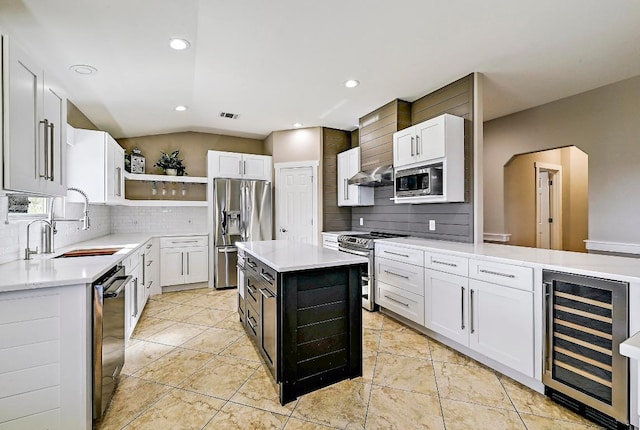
395;164;443;198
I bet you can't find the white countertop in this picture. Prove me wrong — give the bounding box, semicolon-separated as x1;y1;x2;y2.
0;232;207;293
237;240;368;272
621;331;640;361
321;230;366;237
377;237;640;283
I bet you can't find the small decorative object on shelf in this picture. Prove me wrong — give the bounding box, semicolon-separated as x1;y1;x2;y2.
154;150;187;176
130;148;146;174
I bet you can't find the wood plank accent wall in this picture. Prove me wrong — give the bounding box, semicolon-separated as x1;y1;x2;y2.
322;128;352;232
352;74;475;243
358;99;411;170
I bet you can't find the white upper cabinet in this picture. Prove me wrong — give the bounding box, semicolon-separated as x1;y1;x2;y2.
66;129;125;204
208;150;272;181
337;147;373;207
393;114;463;169
2;34;67;196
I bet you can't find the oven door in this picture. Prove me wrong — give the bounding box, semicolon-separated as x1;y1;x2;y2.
338;245;375;311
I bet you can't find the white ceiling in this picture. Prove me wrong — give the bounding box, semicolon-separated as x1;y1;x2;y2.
1;0;639;140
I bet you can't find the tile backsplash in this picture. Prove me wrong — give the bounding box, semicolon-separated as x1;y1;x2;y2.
111;206;207;234
0;197;111;264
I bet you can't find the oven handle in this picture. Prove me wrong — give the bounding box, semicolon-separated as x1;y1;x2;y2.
337;245;370;258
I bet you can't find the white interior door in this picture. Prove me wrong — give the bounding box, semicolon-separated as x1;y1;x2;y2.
277;166;314;244
535;163;563;250
537;171;551;249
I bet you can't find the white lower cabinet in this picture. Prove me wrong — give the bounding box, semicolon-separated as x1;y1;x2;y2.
377;281;424;325
375;252;425;325
468;279;534;376
425;262;535;377
160;236;209;287
424;270;469;346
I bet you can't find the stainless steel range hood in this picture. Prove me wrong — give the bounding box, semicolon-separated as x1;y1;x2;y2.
348;165;394;187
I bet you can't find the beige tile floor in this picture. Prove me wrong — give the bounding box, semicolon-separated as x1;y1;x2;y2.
96;287;604;430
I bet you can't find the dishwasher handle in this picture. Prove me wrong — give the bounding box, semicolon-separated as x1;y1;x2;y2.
104;275;132;298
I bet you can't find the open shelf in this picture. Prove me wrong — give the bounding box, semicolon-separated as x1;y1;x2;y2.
124;172;208;184
121;199;207;207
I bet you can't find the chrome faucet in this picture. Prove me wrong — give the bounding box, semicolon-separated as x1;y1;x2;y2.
23;187;91;260
24;219;53;260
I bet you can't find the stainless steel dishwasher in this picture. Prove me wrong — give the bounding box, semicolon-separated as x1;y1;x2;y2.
93;265;131;420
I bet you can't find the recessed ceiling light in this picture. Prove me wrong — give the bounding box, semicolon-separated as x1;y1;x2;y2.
169;38;191;50
344;79;360;88
293;123;303;128
70;64;98;75
175;105;188;112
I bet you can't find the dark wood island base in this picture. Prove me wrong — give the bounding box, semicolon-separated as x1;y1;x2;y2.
236;241;367;405
279;264;363;404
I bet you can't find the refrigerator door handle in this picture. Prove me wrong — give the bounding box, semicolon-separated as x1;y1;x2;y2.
221;209;227;234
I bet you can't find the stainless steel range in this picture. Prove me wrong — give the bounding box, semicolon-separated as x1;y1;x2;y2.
338;232;408;311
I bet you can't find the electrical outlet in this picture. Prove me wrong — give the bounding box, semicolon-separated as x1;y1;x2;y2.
359;217;364;226
429;220;436;231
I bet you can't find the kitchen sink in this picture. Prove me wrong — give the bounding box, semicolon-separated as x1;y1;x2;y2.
55;248;124;258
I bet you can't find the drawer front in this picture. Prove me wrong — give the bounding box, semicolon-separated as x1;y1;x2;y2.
322;238;339;250
375;243;423;266
376;281;424;325
160;235;207;248
425;252;469;277
259;263;277;289
245;276;260;310
376;257;424;296
468;259;533;291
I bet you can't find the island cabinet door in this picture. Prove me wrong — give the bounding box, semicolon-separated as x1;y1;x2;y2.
279;264;362;404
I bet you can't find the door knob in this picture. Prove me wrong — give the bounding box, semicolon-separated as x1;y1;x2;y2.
280;228;287;233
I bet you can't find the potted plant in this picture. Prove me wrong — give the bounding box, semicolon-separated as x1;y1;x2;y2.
154;150;187;176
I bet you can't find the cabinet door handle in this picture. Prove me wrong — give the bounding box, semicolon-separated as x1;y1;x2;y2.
410;136;415;157
383;250;409;258
186;252;190;275
238;160;242;175
383;269;409;279
116;167;122;196
416;135;420;156
243;160;246;175
479;269;516;279
433;259;457;268
386;295;410;307
39;119;50;179
132;278;138;318
345;179;349;200
461;286;466;330
48;122;55;181
470;289;475;334
181;252;184;275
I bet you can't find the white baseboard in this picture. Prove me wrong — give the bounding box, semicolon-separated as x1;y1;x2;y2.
584;240;640;255
483;232;512;243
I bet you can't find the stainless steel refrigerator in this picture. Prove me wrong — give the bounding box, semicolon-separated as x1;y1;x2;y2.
212;178;272;289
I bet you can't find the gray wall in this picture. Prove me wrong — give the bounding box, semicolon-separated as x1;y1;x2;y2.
484;74;640;244
352;186;472;241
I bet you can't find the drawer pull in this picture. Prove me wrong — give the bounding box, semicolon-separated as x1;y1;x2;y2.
383;269;409;279
248;316;257;330
479;269;516;278
433;259;457;267
384;250;410;258
386;295;410;307
171;240;199;244
146;243;152;249
146;260;153;266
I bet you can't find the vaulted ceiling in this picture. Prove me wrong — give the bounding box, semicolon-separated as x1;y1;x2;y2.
2;0;639;139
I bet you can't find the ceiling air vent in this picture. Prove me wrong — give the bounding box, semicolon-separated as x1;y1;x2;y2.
219;112;239;119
